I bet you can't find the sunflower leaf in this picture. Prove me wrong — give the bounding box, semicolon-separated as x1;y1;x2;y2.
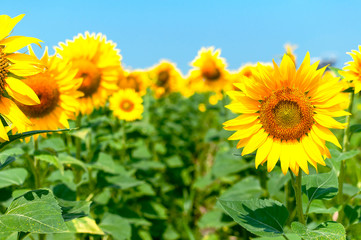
291;221;346;240
302;169;338;202
218;198;289;237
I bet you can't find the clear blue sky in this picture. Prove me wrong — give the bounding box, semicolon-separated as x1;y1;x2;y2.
2;1;361;74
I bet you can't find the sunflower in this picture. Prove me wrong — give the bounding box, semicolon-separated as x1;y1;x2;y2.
340;46;361;93
148;60;184;98
284;43;297;65
118;68;149;96
0;14;44;141
15;47;83;140
188;47;230;93
55;32;121;114
224;53;349;175
109;89;143;121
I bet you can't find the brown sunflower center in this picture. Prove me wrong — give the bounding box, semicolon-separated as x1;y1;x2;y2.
259;88;314;140
73;59;101;97
157;70;169;86
120;99;134;112
0;47;9;92
202;61;221;81
17;73;60;118
126;75;140;92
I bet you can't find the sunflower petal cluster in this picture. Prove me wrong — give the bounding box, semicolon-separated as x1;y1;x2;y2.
340;46;361;93
109;88;144;122
0;14;44;141
15;47;83;139
55;32;121;114
224;53;349;175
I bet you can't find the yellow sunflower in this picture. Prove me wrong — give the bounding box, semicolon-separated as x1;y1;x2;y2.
118;68;149;96
55;32;121;114
340;46;361;93
189;47;230;93
15;46;83;140
0;14;44;141
148;60;184;98
224;53;349;175
109;89;143;121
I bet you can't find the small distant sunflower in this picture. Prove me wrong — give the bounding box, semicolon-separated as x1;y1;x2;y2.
149;60;184;98
341;46;361;93
109;89;143;121
189;47;230;93
15;47;83;139
224;53;349;175
118;68;149;96
55;32;121;114
0;14;44;140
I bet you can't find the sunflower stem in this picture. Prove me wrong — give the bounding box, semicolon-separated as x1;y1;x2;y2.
293;171;305;224
337;91;354;221
121;120;127;162
75;114;82;160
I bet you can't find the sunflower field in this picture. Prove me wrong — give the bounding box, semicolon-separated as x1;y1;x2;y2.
1;12;361;240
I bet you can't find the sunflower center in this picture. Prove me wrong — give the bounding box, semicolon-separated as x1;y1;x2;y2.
120;99;134;112
17;73;60;118
126;76;140;92
259;88;314;140
73;59;101;97
202;61;221;81
0;47;9;92
157;70;169;86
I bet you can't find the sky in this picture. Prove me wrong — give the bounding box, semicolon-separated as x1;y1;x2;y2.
2;0;361;74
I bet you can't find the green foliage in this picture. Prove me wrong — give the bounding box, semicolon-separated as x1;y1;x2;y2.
218;198;289;237
302;170;338;202
291;221;346;240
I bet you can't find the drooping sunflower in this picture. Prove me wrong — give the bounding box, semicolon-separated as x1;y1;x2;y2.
224;53;349;175
109;88;143;121
55;32;121;114
118;68;149;96
148;60;184;98
340;46;361;93
0;14;44;140
188;47;230;93
14;47;83;139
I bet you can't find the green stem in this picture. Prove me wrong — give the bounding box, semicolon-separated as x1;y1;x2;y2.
75;114;82;160
121;120;127;162
337;92;354;208
282;234;290;240
292;171;305;224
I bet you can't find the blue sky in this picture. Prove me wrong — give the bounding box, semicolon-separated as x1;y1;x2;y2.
3;1;361;74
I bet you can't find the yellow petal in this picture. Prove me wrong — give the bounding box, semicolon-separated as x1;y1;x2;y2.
280;141;291;175
267;139;281;172
314;114;346;129
301;135;326;166
312;124;341;148
228;124;262;140
242;129;268;156
255;136;273;168
5;77;40;105
1;36;42;53
0;14;24;41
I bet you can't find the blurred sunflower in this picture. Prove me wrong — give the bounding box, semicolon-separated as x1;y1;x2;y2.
149;60;184;98
224;53;349;175
15;47;83;140
118;68;149;96
55;32;121;114
109;88;143;121
284;43;297;65
0;14;44;141
340;46;361;93
188;47;230;93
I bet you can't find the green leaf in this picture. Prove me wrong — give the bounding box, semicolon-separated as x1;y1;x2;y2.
0;148;24;170
328;66;343;78
329;149;360;162
36;154;64;175
106;174;144;190
57;199;90;222
218;198;289;237
220;176;263;200
350;124;361;134
58;154;87;173
0;189;67;233
212;150;252;178
347;223;361;240
302;170;338;202
198;208;232;229
0;129;71;150
0;168;27;189
291;221;346;240
99;213;131;240
65;217;104;234
141;201;168;219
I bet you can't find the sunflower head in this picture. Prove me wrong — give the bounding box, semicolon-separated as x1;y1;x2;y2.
340;46;361;93
118;68;149;96
0;14;45;141
149;60;184;98
109;88;144;122
15;46;83;140
189;47;230;93
224;53;349;175
55;32;121;114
